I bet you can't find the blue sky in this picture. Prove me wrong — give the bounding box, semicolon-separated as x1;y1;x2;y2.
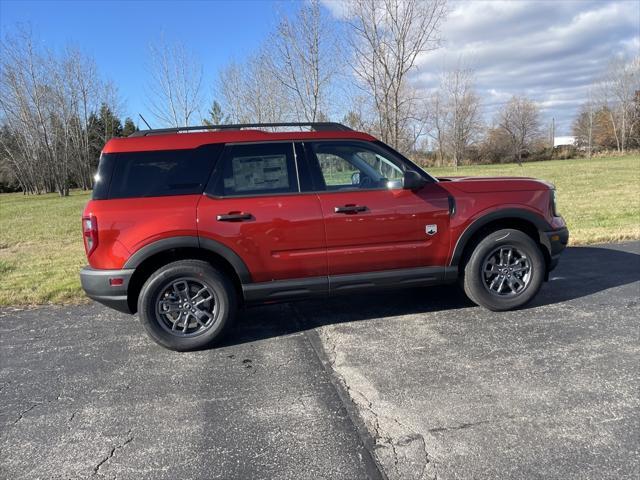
1;0;638;135
0;0;297;123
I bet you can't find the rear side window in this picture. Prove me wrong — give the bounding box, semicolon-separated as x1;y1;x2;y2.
102;145;222;199
211;143;299;196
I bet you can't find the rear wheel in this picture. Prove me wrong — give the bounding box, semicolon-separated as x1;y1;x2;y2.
137;260;236;351
462;229;545;311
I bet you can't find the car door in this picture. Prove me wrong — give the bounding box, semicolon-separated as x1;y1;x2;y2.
304;140;451;276
197;141;326;284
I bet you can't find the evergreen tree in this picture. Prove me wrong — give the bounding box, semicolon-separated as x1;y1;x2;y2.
87;105;122;169
98;103;123;139
203;100;227;125
122;117;138;137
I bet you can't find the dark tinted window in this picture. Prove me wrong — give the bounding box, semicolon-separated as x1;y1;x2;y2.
92;153;115;200
212;143;299;196
106;145;221;199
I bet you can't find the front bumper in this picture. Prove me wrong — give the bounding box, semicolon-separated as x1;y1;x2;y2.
540;226;569;272
80;266;135;314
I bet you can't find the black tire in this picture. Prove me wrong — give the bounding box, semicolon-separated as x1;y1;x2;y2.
462;229;545;311
137;260;236;351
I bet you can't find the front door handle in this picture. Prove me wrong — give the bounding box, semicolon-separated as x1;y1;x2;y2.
216;212;253;222
334;205;368;214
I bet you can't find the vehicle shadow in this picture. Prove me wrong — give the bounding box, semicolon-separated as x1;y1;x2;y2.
221;243;640;348
526;243;640;307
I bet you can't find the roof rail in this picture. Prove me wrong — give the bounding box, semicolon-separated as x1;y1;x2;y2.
128;122;353;137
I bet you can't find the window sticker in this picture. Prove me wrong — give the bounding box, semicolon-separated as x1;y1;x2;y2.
231;154;289;192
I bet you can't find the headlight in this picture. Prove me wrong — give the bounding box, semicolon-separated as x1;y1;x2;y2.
550;189;559;216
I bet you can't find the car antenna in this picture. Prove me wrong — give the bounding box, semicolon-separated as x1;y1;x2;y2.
138;114;152;130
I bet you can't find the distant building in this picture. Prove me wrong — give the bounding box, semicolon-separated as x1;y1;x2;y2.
554;136;576;147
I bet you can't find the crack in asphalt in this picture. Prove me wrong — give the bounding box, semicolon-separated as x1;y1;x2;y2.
12;403;40;424
291;305;385;480
312;322;436;480
68;410;78;426
9;388;78;425
415;434;435;480
92;429;134;476
341;370;435;480
428;420;491;434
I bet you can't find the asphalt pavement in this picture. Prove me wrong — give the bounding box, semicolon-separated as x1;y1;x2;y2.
1;242;639;479
0;304;379;480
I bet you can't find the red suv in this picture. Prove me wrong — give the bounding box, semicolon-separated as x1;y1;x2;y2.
80;122;568;351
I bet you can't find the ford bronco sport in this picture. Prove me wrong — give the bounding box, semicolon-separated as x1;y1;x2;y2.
80;122;568;351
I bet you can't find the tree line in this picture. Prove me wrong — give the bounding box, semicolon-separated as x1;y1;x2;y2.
1;0;639;195
573;58;640;157
147;0;640;167
0;30;137;194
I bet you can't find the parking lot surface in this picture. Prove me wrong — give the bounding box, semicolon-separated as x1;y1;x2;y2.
0;304;378;480
1;242;639;479
299;242;640;479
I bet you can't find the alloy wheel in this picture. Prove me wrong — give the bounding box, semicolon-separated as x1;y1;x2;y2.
155;277;219;337
481;245;532;297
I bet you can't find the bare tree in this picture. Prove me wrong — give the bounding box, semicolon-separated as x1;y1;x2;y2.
0;30;66;194
216;61;246;123
573;88;596;159
496;96;542;165
146;39;204;127
64;48;104;189
347;0;447;152
0;29;115;195
342;96;371;131
268;0;338;122
426;91;446;165
244;51;289;123
217;51;289;124
598;57;640;153
439;66;482;168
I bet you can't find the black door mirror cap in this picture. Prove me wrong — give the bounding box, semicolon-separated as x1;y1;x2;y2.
403;170;427;191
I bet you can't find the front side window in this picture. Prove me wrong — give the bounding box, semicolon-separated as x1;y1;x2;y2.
310;142;404;191
213;142;298;196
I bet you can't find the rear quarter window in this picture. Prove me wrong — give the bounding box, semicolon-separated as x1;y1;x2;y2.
101;145;222;199
92;153;115;200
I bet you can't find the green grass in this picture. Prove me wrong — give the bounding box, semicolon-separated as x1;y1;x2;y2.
0;155;638;306
0;190;90;305
428;155;640;245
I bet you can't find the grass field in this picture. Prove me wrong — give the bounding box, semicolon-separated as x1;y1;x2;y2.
0;154;638;306
430;155;640;245
0;190;89;305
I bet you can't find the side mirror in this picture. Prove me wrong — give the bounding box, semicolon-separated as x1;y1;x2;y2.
403;170;427;191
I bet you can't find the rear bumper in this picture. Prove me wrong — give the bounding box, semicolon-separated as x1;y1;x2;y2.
80;266;135;314
541;226;569;272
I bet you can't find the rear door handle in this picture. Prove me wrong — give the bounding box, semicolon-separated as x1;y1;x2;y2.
334;205;368;214
216;212;253;222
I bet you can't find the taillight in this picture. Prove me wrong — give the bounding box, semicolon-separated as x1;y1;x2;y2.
82;215;98;256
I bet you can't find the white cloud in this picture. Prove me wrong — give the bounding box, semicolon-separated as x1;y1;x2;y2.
324;0;640;135
320;0;351;19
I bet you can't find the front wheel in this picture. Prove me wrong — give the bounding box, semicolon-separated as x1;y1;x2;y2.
462;229;545;311
137;260;237;351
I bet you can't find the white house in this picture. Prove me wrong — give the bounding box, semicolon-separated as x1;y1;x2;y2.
554;136;576;147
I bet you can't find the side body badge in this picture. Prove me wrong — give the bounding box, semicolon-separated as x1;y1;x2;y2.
426;224;438;236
